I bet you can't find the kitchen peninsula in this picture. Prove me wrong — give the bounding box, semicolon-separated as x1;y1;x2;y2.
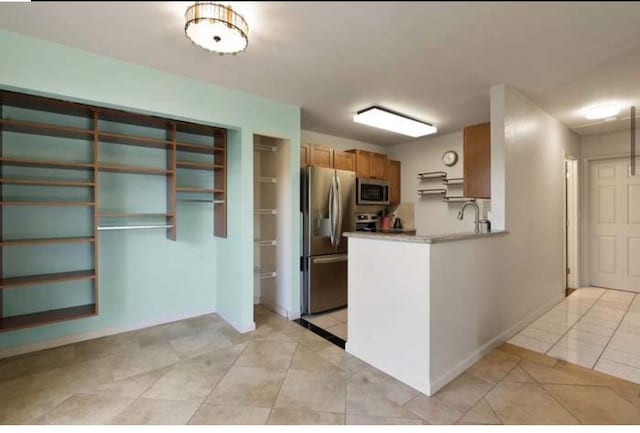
344;230;508;395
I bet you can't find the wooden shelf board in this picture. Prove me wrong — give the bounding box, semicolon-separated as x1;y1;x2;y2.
0;304;97;333
176;187;224;193
175;121;225;138
0;118;93;140
99;212;175;218
0;201;96;207
98;164;172;175
0;237;95;246
0;270;95;289
176;142;225;154
99;132;172;150
98;108;172;130
1;90;95;118
0;178;95;187
0;157;95;171
176;161;223;171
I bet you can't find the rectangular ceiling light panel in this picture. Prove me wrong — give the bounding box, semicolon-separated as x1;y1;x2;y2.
353;106;437;137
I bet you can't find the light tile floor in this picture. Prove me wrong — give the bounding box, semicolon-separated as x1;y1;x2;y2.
509;287;640;384
303;308;348;340
1;305;639;425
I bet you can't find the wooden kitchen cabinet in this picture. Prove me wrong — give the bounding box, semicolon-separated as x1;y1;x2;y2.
333;150;356;171
348;149;372;179
388;159;401;204
309;144;333;168
300;143;310;167
370;152;388;180
463;122;491;199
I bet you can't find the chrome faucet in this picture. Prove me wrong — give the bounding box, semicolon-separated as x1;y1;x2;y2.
457;201;480;233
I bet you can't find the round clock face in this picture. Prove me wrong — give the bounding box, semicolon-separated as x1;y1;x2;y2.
442;150;458;167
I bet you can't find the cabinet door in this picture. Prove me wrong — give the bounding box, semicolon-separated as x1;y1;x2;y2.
309;144;333;168
463;122;491;199
350;150;371;179
370;153;388;180
300;143;310;167
333;150;355;171
388;160;401;204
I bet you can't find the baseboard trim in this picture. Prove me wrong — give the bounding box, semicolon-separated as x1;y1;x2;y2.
216;309;255;334
257;298;300;320
428;295;563;394
0;307;216;360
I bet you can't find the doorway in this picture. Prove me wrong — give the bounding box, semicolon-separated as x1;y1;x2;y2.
565;159;579;293
588;157;640;292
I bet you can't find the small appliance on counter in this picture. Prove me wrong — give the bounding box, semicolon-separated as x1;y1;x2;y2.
355;213;378;232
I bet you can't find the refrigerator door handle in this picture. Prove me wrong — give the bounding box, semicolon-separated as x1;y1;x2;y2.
334;174;342;250
328;175;336;247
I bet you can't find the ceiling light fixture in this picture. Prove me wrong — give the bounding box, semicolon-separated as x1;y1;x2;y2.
353;106;437;137
185;2;249;55
584;103;621;120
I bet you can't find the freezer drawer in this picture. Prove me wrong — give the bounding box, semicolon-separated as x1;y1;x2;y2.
305;253;348;314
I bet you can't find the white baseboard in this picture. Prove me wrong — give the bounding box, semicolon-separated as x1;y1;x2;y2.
254;296;261;305
428;295;563;394
0;307;216;360
216;309;256;334
256;298;300;320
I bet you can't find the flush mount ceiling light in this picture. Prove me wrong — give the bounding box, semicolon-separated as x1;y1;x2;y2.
185;2;248;55
353;106;437;137
584;103;621;120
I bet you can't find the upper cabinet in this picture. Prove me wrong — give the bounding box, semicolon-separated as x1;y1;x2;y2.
347;149;389;180
309;144;333;168
463;122;491;199
388;159;401;205
334;150;356;171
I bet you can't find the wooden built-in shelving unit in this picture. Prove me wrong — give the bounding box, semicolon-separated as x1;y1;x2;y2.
0;90;229;332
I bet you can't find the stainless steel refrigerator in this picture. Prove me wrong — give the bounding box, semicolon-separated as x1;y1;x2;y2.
302;166;356;315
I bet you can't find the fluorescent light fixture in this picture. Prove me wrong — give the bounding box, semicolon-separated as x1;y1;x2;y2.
585;103;621;120
353;106;437;137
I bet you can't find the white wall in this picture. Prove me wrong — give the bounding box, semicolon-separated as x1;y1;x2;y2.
388;131;482;234
302;130;388;154
579;129;636;286
427;85;580;388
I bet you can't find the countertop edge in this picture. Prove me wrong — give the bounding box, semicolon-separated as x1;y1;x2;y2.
343;230;509;244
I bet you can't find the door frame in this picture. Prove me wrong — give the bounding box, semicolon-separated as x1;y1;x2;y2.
565;157;579;290
581;151;632;288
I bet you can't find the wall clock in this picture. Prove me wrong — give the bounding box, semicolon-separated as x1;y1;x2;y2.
442;150;458;167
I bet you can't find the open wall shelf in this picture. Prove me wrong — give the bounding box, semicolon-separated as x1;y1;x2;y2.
0;90;229;332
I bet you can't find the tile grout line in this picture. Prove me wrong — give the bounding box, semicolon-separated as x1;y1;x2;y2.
593;293;638;370
265;342;300;425
542;289;609;358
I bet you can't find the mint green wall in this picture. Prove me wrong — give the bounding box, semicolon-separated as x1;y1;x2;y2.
0;30;301;348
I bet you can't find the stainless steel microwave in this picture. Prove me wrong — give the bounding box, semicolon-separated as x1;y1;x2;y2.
357;178;390;205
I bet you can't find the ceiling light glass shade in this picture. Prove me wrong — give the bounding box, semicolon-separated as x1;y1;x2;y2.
585;103;621;120
185;2;248;55
353;106;437;137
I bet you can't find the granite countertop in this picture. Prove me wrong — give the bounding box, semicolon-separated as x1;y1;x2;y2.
343;230;508;244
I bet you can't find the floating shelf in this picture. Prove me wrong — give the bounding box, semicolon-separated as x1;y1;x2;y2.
98;224;173;231
0;237;95;246
0;118;93;141
417;189;446;196
176;142;225;154
255;209;277;215
255;176;276;184
254;145;276;152
99;132;172;150
255;271;276;279
442;177;464;185
0;304;97;333
418;171;447;180
0;270;96;289
0;200;95;207
0;178;95;188
98;163;172;175
0;157;94;171
255;240;276;247
442;196;477;203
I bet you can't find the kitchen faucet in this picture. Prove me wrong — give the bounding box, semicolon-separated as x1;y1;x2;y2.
457;201;480;233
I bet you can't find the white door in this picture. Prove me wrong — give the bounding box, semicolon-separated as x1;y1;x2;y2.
590;158;640;292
